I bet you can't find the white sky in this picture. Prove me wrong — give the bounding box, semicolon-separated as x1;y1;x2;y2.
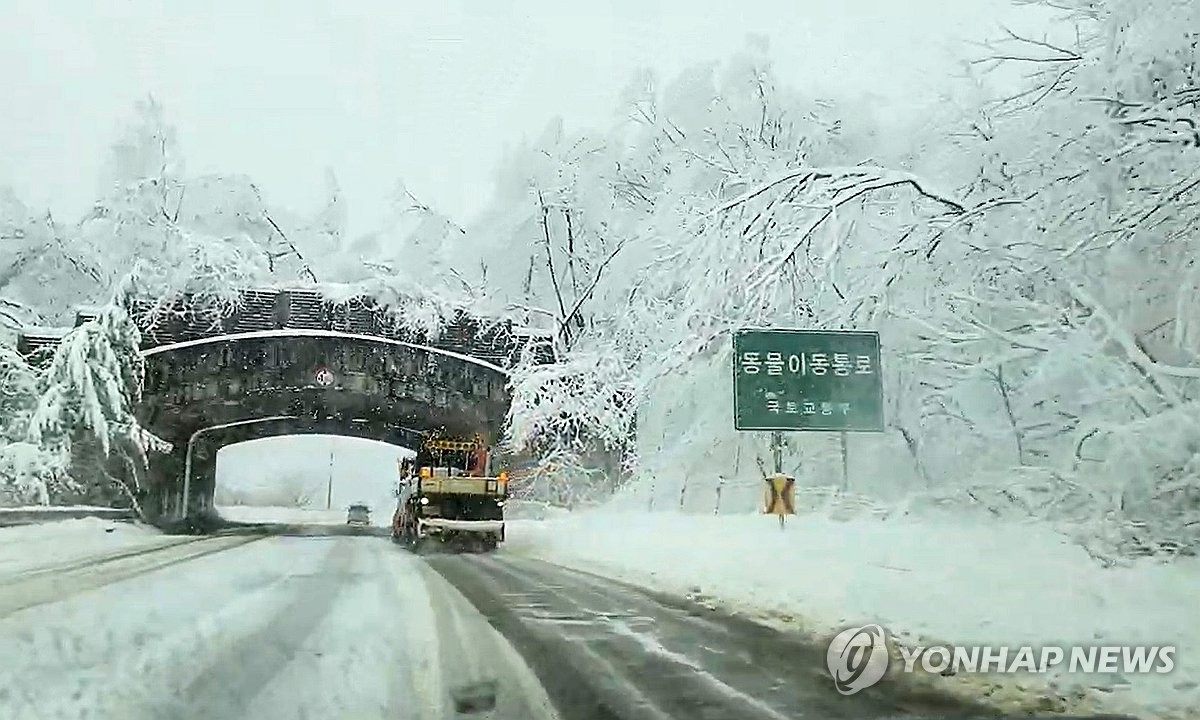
217;434;414;510
0;0;1050;238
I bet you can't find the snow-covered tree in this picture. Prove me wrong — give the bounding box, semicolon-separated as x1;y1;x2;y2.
26;287;169;514
0;442;69;506
0;344;38;442
464;39;963;499
505;350;635;455
0;188;99;329
289;168;347;272
81;101;267;317
0;345;68;505
436;16;1200;563
0;100;280;334
886;0;1200;559
214;470;318;507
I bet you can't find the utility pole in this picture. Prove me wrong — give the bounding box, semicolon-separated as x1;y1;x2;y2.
326;439;335;510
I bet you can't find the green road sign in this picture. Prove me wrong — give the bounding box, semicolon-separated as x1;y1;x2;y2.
733;328;884;432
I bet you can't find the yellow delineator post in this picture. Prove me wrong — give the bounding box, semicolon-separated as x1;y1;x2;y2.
763;473;795;529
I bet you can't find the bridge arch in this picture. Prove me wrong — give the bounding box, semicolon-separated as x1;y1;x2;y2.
139;332;514;522
140;328;508;373
173;415;431;520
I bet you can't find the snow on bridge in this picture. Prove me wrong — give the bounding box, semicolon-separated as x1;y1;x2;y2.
15;286;557;369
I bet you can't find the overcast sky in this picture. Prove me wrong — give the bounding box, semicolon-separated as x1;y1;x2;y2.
2;0;1048;238
217;435;412;512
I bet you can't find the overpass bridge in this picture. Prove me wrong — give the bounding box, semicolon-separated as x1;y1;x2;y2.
16;286;558;522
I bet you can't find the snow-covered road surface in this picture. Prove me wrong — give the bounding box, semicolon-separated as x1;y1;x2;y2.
508;510;1197;719
0;534;556;720
426;554;998;720
0;528;1114;720
0;518;170;577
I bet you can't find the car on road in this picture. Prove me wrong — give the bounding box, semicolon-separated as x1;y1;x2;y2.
346;503;371;527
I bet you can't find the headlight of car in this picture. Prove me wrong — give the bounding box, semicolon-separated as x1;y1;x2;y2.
419;496;429;505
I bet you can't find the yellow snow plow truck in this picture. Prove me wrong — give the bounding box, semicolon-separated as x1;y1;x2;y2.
392;435;508;553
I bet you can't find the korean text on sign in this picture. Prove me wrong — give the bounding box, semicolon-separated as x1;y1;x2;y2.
766;397;853;415
740;352;873;375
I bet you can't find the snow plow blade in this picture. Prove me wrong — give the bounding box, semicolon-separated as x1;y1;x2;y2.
419;519;504;533
412;519;503;554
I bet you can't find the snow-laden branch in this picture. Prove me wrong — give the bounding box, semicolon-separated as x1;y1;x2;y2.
734;172;962;295
1065;282;1200;381
26;303;168;468
505;351;635;455
709;166;965;217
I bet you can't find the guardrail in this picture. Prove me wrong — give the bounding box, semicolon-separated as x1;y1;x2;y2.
0;507;137;528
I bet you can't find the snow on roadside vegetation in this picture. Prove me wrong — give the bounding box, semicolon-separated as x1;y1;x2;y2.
0;517;166;577
507;508;1200;719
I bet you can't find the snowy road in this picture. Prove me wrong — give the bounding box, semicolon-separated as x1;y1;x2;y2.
0;532;1002;720
0;534;556;720
429;554;998;720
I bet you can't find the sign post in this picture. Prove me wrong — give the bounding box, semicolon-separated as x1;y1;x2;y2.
840;431;849;492
733;328;884;525
771;431;784;475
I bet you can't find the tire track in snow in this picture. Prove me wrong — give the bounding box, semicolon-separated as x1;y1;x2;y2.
413;554;561;720
477;554;753;719
222;537;436;720
430;552;1003;720
425;553;628;720
0;536;318;720
0;536;204;583
154;537;351;720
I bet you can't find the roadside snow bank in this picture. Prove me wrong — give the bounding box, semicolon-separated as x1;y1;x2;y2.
506;510;1200;719
0;517;164;577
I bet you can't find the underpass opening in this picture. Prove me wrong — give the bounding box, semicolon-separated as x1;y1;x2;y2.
214;434;416;529
162;414;439;525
